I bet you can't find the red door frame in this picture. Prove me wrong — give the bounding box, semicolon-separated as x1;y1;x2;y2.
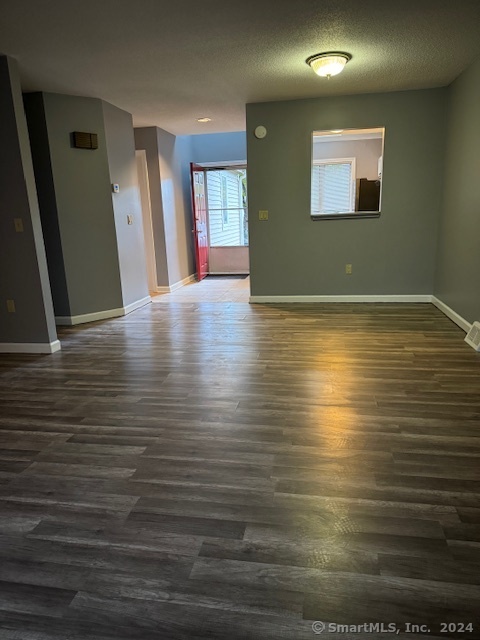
190;163;209;281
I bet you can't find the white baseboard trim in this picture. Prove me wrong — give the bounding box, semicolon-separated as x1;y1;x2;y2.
250;294;433;304
56;296;152;326
431;296;472;333
155;274;196;294
169;274;196;293
123;296;152;315
56;308;124;326
0;340;61;354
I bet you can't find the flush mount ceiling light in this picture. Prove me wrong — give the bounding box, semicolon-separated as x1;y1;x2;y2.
306;52;351;78
197;117;212;123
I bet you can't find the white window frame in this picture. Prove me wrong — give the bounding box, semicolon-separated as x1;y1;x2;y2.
311;157;356;216
220;173;230;227
204;167;249;248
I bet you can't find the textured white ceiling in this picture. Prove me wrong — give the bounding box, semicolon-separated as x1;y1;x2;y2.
1;0;480;135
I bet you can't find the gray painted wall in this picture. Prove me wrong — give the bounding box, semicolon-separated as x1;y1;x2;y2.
134;127;170;287
0;56;57;346
435;57;480;324
24;93;70;316
102;102;149;306
177;135;194;265
156;128;194;284
246;89;447;297
188;131;246;164
313;138;383;182
134;128;195;287
28;92;124;317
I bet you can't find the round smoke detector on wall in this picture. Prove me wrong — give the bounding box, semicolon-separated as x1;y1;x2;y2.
254;126;267;139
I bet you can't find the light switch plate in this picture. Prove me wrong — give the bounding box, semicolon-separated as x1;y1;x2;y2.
127;214;133;225
6;299;16;313
259;210;269;221
14;218;24;233
112;183;120;193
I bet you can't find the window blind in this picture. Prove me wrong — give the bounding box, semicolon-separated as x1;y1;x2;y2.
311;162;353;214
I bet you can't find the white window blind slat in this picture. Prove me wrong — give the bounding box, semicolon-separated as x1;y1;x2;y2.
311;161;353;214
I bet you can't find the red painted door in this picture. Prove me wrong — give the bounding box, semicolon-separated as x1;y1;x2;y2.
190;163;208;280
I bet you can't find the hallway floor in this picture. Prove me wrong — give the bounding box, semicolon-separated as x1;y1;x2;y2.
0;301;479;639
152;275;250;304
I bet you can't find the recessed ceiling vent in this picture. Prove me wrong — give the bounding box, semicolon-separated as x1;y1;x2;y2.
465;321;480;352
72;131;98;150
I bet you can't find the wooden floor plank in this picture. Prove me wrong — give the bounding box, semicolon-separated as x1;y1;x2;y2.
0;288;479;638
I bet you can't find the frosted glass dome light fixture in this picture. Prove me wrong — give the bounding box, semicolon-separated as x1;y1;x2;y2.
306;52;351;78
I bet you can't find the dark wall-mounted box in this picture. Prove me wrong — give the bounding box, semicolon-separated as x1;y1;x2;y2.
72;131;98;150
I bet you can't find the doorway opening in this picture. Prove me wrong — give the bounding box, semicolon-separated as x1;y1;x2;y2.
191;162;249;279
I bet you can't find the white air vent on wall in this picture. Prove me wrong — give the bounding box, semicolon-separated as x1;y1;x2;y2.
465;321;480;352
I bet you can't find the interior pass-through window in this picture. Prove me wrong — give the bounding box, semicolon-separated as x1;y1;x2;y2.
311;128;384;219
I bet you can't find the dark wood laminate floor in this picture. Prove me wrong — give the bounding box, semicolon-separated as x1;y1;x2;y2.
0;299;480;639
